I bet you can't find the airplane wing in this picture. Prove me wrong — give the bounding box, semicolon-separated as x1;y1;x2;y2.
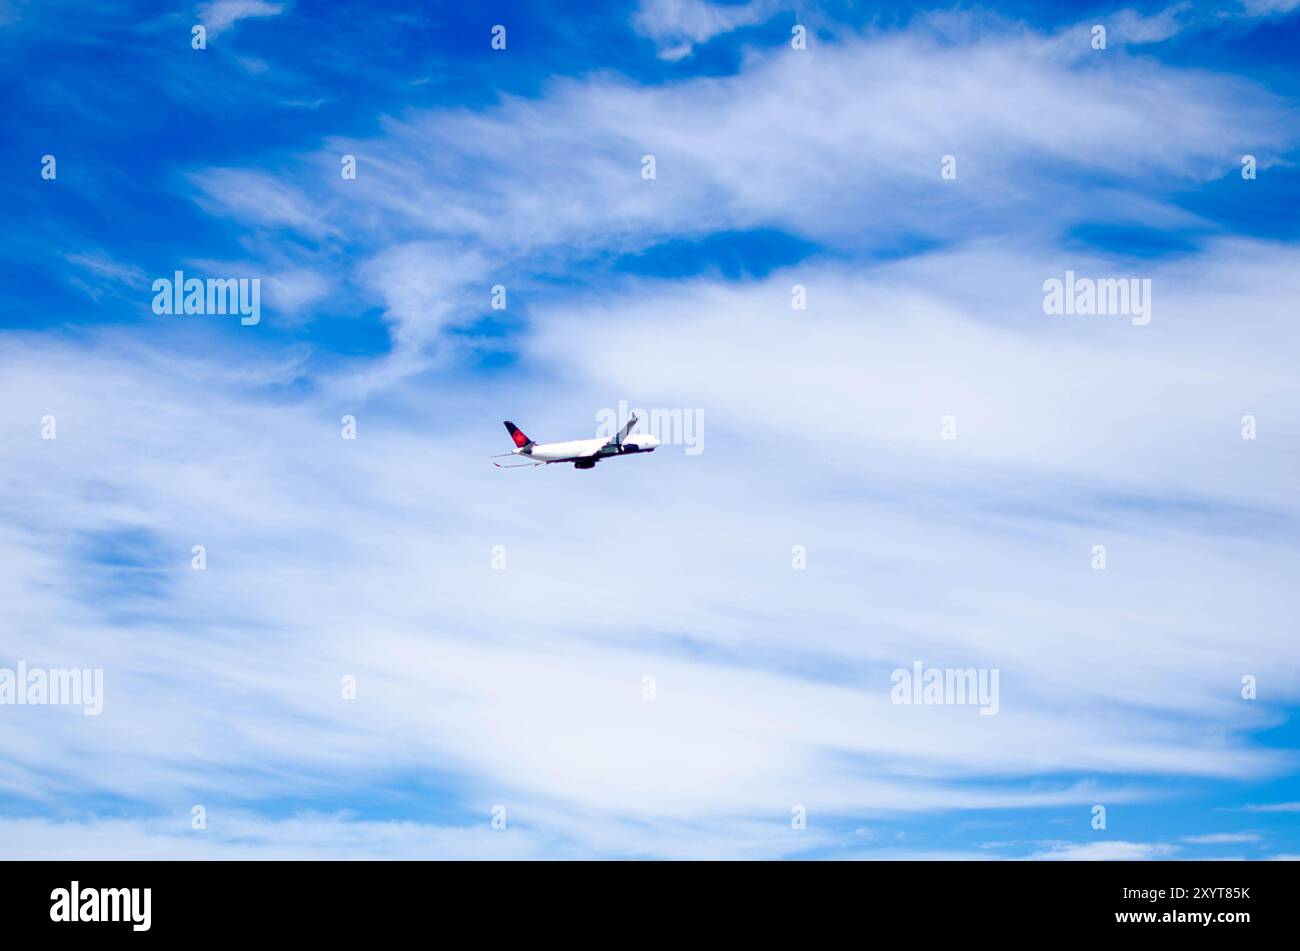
490;453;544;468
593;413;638;454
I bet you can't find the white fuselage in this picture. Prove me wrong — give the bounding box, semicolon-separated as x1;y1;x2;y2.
518;434;661;462
523;437;609;462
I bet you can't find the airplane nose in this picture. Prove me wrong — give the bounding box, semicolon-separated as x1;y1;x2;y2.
623;434;661;453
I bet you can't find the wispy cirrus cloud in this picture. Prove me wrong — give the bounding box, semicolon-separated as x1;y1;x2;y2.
1181;832;1262;844
62;251;148;302
1239;802;1300;812
197;0;285;38
3;227;1298;854
1026;840;1180;860
632;0;779;60
183;13;1297;373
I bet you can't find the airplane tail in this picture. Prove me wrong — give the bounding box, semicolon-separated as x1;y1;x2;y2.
503;421;534;449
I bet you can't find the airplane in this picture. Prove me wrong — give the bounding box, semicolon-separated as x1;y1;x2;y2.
492;414;660;469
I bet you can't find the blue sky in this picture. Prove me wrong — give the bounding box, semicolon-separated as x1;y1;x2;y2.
1;0;1299;859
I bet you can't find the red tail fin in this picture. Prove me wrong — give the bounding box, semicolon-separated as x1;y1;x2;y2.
503;421;532;448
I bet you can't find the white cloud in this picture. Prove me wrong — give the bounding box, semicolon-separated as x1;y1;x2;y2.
188;167;338;240
1239;0;1300;15
1099;5;1191;44
63;251;148;302
0;813;549;860
182;257;333;324
198;0;284;38
1241;802;1300;812
64;252;147;288
358;240;490;354
1181;833;1262;844
186;13;1291;368
322;24;1291;258
1027;841;1179;860
632;0;777;59
261;267;331;319
3;227;1298;854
